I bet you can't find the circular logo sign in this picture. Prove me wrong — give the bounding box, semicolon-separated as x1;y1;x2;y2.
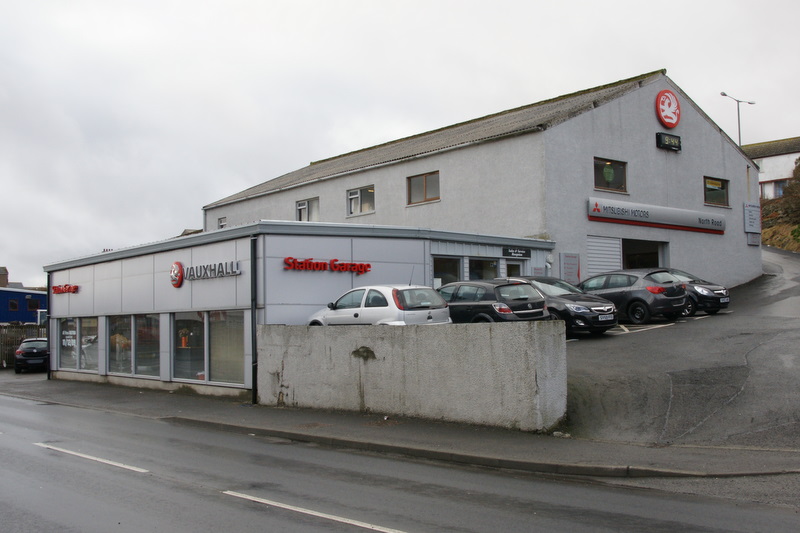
655;89;681;128
170;261;185;288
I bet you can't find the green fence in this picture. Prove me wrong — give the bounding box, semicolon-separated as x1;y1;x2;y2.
1;325;47;369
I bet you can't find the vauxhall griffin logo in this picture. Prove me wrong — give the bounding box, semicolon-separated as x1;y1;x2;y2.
655;89;681;128
170;262;185;288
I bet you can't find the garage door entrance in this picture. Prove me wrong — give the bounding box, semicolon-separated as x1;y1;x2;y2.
585;236;666;277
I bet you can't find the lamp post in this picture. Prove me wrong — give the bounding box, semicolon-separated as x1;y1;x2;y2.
720;92;755;145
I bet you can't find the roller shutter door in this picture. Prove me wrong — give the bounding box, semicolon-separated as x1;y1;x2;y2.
586;236;622;277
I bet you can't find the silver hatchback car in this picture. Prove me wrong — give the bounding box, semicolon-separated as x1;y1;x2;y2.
308;285;452;326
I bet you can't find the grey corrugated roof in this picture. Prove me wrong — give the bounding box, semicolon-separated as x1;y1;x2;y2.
205;69;668;209
742;136;800;160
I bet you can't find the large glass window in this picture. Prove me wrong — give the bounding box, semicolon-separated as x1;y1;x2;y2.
59;317;78;369
704;177;729;206
174;312;205;380
209;311;244;384
135;314;160;376
468;259;497;280
296;197;320;221
108;316;132;374
347;186;375;215
594;158;627;192
80;317;99;371
434;257;461;287
407;171;440;205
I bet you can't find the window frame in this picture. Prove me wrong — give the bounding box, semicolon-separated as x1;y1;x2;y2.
347;186;375;216
593;157;627;193
296;197;320;221
703;176;730;207
407;171;440;205
217;217;227;229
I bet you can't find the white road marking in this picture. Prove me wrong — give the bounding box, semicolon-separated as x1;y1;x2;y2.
223;490;409;533
34;443;149;473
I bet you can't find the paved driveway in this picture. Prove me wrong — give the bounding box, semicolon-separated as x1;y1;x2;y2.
565;247;800;447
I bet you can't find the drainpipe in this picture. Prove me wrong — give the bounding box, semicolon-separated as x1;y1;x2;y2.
250;235;258;404
46;272;51;380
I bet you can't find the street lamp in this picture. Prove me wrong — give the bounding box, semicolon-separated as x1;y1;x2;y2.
720;92;755;145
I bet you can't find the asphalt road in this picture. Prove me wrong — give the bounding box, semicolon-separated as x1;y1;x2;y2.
3;392;800;532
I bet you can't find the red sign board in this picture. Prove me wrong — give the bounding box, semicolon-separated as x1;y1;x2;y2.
655;89;681;128
52;284;79;294
284;257;372;276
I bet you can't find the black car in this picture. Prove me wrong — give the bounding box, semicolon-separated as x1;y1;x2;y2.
14;338;50;373
437;280;548;323
509;276;617;334
665;268;730;316
578;268;687;325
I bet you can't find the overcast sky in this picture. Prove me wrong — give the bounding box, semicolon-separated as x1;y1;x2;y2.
2;0;797;288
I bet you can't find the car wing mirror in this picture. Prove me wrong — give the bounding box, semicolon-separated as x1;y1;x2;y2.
327;302;335;310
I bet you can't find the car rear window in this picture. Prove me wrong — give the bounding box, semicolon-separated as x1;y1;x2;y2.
396;288;447;309
497;284;540;301
22;340;48;349
647;272;681;283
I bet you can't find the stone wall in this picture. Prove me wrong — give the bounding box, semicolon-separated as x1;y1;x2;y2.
257;321;566;431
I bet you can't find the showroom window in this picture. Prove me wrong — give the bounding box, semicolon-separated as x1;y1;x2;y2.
58;317;98;371
468;258;497;280
209;310;244;384
407;171;440;205
434;257;461;287
175;311;205;380
174;310;244;384
135;314;160;376
704;177;729;206
347;186;375;216
594;158;627;192
296;197;320;221
108;315;133;374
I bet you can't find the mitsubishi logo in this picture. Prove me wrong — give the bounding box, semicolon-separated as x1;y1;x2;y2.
592;202;601;213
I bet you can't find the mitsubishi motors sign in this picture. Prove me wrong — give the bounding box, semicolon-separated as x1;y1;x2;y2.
588;197;725;234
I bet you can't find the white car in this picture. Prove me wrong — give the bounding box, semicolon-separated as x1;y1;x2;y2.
308;285;452;326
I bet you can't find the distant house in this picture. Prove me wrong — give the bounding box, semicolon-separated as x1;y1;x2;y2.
742;136;800;199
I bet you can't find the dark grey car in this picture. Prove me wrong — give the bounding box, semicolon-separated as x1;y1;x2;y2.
14;337;49;373
665;268;730;316
578;269;687;325
437;280;548;323
509;276;617;334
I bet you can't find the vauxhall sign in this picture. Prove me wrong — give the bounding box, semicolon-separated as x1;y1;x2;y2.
170;260;241;288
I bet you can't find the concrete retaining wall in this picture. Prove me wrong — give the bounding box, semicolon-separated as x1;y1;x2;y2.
256;321;567;431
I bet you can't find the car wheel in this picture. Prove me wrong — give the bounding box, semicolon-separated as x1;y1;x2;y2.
627;301;650;325
681;298;697;317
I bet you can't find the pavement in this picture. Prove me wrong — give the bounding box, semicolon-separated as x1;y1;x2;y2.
2;372;799;480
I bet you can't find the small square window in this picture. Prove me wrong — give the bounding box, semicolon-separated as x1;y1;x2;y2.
347;186;375;216
296;198;319;221
9;299;18;312
407;171;440;205
217;217;227;229
594;158;627;192
704;177;729;206
27;299;40;311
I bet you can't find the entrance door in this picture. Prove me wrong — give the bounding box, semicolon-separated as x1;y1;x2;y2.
622;239;662;269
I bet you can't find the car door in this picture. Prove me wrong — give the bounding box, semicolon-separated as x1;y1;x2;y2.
594;274;635;308
325;289;367;325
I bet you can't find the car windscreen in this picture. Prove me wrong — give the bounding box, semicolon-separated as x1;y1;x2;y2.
532;279;581;297
496;284;541;301
647;272;681;284
396;288;447;309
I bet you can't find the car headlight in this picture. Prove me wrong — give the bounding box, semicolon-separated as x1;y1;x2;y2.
565;303;591;313
694;285;713;296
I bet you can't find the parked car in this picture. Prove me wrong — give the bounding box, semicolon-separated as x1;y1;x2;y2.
437;280;548;323
578;268;687;325
664;268;730;316
14;337;49;373
509;276;617;334
308;285;451;325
